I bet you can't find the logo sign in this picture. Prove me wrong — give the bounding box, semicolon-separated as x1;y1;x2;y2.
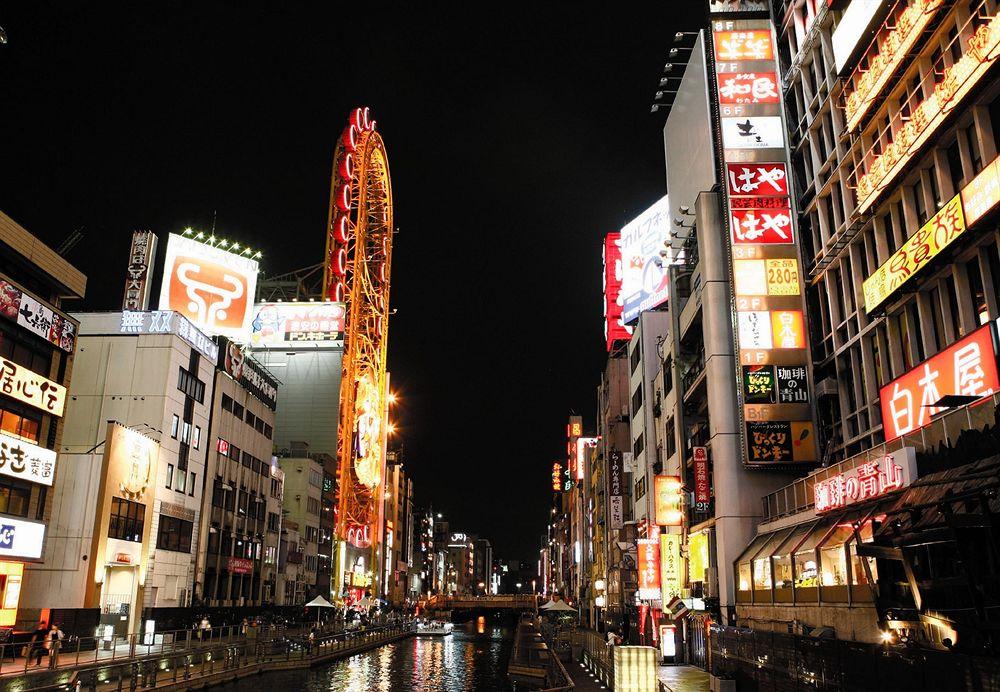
721;117;785;150
217;438;230;455
743;365;775;403
880;321;1000;442
122;231;158;311
346;522;372;548
713;30;774;61
118;310;219;361
604;233;633;351
862;194;966;314
226;557;254;575
620;197;672;325
717;72;779;104
654;476;683;527
660;534;683;602
961;157;1000;226
0;360;65;417
217;337;279;410
815;448;918;512
730;206;793;244
726;163;788;197
775;365;809;404
692;447;710;509
0;432;56;486
0;518;44;559
0;280;76;353
250;302;346;347
158;233;260;339
637;538;661;600
746;421;816;463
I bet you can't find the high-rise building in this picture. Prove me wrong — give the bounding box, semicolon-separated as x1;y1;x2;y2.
1;210;85;629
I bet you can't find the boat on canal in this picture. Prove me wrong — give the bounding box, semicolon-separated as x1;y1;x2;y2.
416;619;454;636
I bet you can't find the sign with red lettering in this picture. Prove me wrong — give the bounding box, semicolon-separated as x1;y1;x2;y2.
717;72;779;104
603;233;633;351
880;321;1000;442
726;163;789;197
693;447;710;509
226;557;254;575
637;538;661;600
731;207;794;244
814;448;917;512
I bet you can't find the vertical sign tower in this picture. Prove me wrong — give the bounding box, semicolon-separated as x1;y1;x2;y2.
709;12;818;466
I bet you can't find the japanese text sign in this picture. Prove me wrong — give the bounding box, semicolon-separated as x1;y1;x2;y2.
0;280;76;353
726;163;788;197
250;302;346;347
0;360;65;417
552;462;562;492
863;194;966;314
880;321;1000;441
731;206;794;244
746;421;816;463
814;448;917;512
660;533;683;602
637;538;661;600
693;447;710;509
961;157;1000;226
604;232;633;351
713;30;774;61
122;231;157;311
717;72;779;104
0;432;56;486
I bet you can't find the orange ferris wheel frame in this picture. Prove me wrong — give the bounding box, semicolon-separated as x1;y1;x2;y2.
323;107;394;569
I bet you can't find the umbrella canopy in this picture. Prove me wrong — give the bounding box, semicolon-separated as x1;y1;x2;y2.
545;600;577;612
305;596;335;608
539;599;558;610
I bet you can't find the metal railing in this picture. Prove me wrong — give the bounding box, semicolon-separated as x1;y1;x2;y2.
0;615;413;681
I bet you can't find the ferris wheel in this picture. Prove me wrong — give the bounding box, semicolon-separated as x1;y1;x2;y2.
323;107;394;558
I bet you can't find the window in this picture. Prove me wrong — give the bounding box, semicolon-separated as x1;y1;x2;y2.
0;324;52;375
0;407;41;443
270;479;282;499
166;464;174;489
631;385;642;417
175;469;186;494
968;257;989;325
263;423;273;440
662;356;673;396
307;497;320;516
108;497;145;542
170;415;179;439
305;525;319;543
246;411;256;428
663;418;676;460
189;472;196;497
0;479;31;517
192;426;201;450
212;479;226;509
633;433;644;458
634;476;646;501
232;402;245;420
177;368;205;403
156;515;193;553
222;394;233;413
309;470;322;488
181;422;191;444
630;345;641;373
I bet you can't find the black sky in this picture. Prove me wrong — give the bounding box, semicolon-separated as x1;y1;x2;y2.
0;2;706;562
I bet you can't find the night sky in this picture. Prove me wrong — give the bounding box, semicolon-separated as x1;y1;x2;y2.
1;3;706;562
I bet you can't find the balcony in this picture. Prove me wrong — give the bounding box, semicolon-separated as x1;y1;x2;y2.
681;351;706;397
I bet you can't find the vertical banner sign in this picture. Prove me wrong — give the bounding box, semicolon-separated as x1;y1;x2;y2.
659;533;684;602
692;447;710;510
712;16;818;466
122;231;158;311
607;450;625;530
567;416;582;481
604;232;633;351
653;476;683;526
637;538;661;600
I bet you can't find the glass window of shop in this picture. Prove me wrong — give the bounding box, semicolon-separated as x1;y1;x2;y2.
773;521;819;603
819;521;858;602
735;533;771;603
793;519;840;602
753;528;795;602
0;405;40;444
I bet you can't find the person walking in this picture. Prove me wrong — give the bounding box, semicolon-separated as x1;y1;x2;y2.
46;624;64;669
199;617;211;645
28;621;47;666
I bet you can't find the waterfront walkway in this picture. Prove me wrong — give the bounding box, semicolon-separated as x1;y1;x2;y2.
657;664;710;692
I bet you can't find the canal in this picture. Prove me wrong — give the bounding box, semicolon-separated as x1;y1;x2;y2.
218;621;514;691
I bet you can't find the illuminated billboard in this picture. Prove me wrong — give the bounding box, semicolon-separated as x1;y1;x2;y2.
712;16;817;466
250;302;346;347
620;196;671;325
880;321;1000;442
0;359;65;417
157;233;260;339
637;538;661;600
603;233;633;351
653;476;683;526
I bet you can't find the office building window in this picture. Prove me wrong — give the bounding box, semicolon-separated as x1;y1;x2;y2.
166;464;174;489
192;426;201;450
189;472;196;497
156;515;193;553
177;368;205;403
221;394;233;412
0;479;31;517
0;406;40;444
176;469;187;494
170;415;179;439
108;497;145;542
267;512;280;532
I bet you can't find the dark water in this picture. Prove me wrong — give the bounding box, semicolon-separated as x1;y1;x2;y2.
219;622;513;691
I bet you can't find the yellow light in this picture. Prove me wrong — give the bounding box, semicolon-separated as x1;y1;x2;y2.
387;392;397;404
880;631;894;642
387;422;396;434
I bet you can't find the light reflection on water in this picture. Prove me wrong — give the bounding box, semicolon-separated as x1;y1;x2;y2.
217;623;513;692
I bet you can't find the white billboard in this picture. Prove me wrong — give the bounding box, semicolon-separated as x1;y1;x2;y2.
157;233;259;339
0;517;45;560
832;0;885;73
249;302;346;347
620;196;672;325
721;116;785;150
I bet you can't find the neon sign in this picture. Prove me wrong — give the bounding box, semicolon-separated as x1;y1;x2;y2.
814;448;917;512
653;476;683;526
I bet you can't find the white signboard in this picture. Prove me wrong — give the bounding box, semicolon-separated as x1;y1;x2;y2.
119;310;219;362
609;495;624;530
0;517;45;559
721;116;785;150
620;196;672;325
0;432;56;486
0;359;66;417
157;233;260;339
249;302;346;347
832;0;885;73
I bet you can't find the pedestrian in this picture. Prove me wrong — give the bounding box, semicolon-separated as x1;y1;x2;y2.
240;618;248;636
28;621;47;666
606;628;616;648
200;617;211;644
46;624;64;669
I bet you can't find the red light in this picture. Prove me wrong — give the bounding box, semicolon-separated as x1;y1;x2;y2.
339;153;354;180
342;124;358;152
332;281;346;302
336;183;351;212
334;248;347;276
334;215;350;243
